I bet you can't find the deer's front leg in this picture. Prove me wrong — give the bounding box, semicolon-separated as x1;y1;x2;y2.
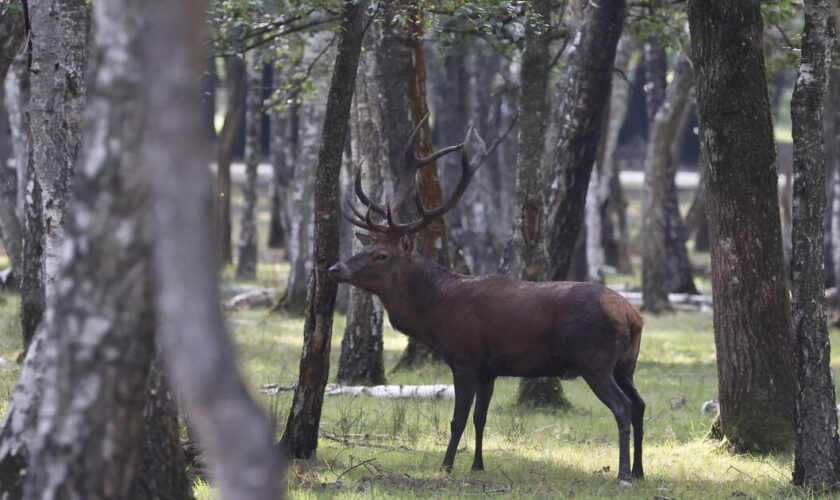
441;370;477;473
471;377;495;471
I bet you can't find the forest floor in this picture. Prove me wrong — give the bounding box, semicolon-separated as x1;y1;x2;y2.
195;262;833;499
0;182;824;499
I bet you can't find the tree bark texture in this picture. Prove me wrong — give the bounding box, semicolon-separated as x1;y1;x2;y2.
641;53;692;313
22;1;157;495
509;0;570;409
664;102;698;294
143;0;287;496
544;0;627;281
338;26;386;386
688;0;796;452
282;0;367;460
128;356;193;500
0;8;24;282
790;0;840;488
280;37;326;315
236;50;262;280
394;6;451;368
28;0;88;307
5;54;28;221
268;65;289;250
216;55;246;266
589;34;636;281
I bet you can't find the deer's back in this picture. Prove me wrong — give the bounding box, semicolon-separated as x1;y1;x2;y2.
437;276;643;379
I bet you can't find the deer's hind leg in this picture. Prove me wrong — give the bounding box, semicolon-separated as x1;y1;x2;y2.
471;377;496;471
583;371;633;481
616;376;645;479
441;370;477;473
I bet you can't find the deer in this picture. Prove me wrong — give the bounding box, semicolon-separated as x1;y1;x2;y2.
329;115;646;481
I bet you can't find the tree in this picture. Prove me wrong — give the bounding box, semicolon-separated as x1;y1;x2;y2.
236;49;262;280
587;34;636;282
0;0;88;490
641;53;693;313
21;3;156;494
338;25;386;386
790;0;840;488
28;0;88;305
509;0;570;409
688;0;795;452
143;0;287;496
216;55;246;266
0;2;24;281
128;357;192;499
279;35;325;314
544;0;627;281
282;0;368;459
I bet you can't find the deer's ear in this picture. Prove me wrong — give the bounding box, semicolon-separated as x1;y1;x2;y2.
355;232;376;247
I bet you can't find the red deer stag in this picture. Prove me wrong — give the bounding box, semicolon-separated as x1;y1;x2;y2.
329;115;645;481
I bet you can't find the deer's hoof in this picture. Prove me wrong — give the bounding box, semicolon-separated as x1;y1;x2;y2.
471;462;484;472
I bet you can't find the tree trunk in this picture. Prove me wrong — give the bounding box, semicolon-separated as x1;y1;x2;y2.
0;4;24;280
22;2;158;495
338;27;386;386
0;0;87;491
128;356;193;500
216;55;246;266
268;64;288;250
664;102;698;294
5;54;28;222
281;0;367;460
685;182;710;252
641;53;692;312
28;0;88;307
143;0;287;496
395;4;452;368
688;0;796;452
279;38;324;315
236;50;262;280
790;0;840;488
509;0;571;409
597;35;635;273
544;0;627;281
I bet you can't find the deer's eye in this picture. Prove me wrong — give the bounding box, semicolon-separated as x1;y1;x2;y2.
374;253;388;261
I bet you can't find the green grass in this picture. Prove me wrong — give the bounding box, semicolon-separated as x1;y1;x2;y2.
183;275;829;499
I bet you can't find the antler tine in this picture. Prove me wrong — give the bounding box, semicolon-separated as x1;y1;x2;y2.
341;198;375;230
385;127;486;236
403;112;430;163
364;205;389;233
354;165;387;216
416;142;465;167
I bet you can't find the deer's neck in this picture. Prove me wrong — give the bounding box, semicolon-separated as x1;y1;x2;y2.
380;255;458;349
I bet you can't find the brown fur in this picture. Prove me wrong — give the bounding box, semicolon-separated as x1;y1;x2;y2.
329;234;646;480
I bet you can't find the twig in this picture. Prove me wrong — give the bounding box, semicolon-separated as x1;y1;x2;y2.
484;110;519;159
262;33;337;111
335;457;377;482
321;433;414;451
214;15;339;57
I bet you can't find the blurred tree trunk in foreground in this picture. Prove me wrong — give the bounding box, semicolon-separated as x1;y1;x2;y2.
144;0;287;496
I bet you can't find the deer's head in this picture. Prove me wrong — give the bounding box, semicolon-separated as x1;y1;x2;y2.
329;114;485;294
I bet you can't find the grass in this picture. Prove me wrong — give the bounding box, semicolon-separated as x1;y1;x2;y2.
232;299;813;499
0;177;821;498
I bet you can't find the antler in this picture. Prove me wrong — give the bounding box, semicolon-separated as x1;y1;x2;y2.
343;116;486;241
